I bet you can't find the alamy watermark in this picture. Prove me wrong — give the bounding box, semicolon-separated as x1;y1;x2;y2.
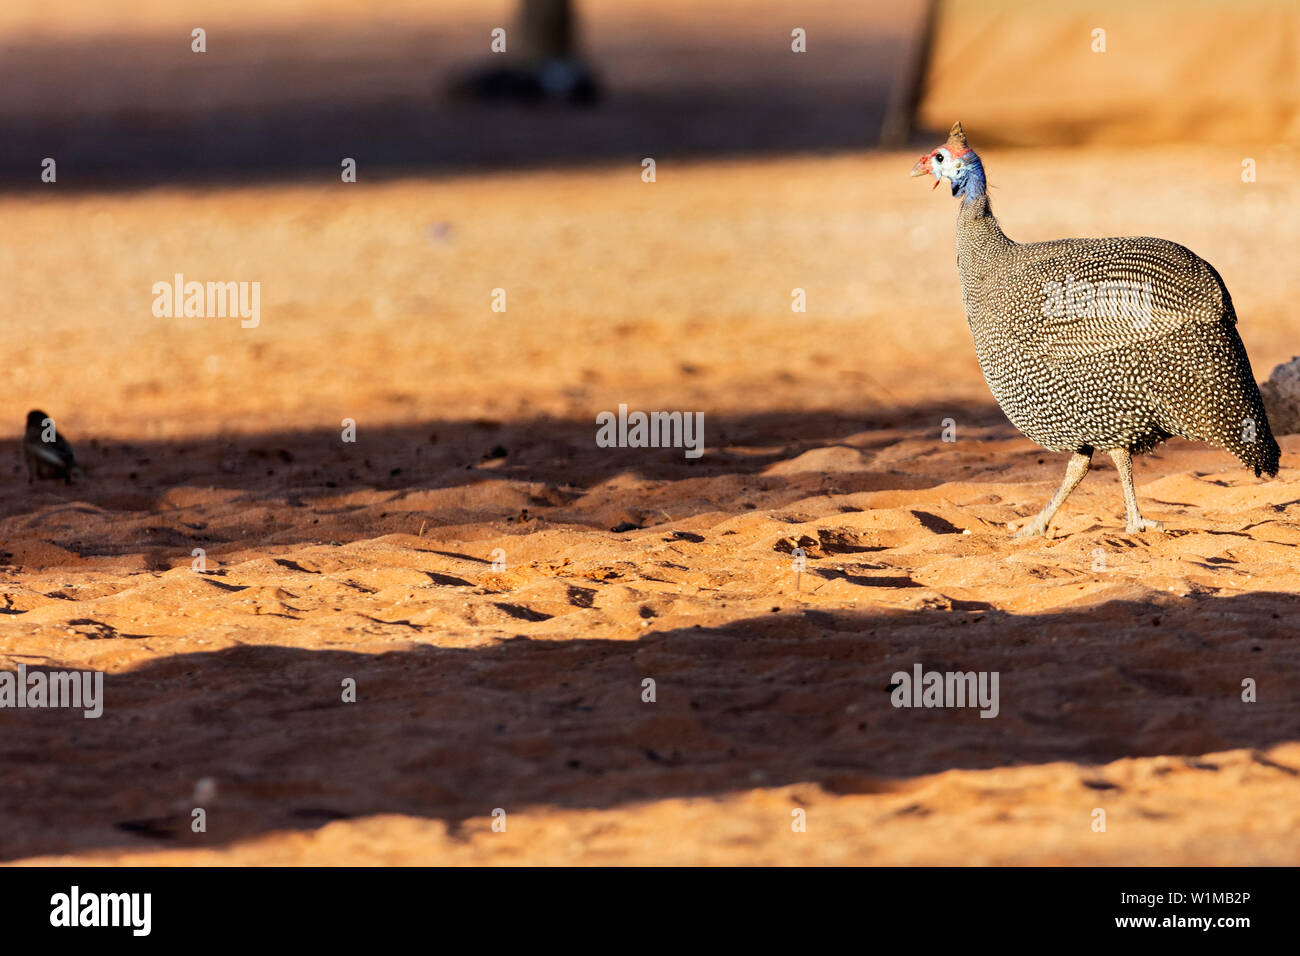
152;273;260;328
50;886;150;936
0;663;103;718
1041;274;1154;330
890;664;999;718
595;404;704;459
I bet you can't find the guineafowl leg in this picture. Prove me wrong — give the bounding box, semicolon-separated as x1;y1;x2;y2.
1108;448;1164;533
1014;449;1091;538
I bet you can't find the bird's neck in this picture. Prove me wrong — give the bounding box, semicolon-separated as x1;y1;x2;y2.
958;189;993;221
955;194;1013;304
956;193;1011;252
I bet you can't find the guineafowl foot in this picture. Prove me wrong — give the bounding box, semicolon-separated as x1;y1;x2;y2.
1012;517;1052;538
1011;449;1093;539
1012;507;1062;538
1109;449;1163;535
1125;517;1164;533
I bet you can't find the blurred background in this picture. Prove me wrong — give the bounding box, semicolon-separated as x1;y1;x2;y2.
1;0;1295;186
0;0;913;183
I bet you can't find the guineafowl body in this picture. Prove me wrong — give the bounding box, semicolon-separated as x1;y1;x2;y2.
912;123;1279;536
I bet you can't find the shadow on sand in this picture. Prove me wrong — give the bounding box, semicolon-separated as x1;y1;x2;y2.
0;590;1295;860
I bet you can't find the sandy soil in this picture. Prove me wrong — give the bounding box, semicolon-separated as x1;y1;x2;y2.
0;143;1297;865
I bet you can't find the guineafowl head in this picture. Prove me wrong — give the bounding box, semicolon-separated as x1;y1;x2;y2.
910;121;986;200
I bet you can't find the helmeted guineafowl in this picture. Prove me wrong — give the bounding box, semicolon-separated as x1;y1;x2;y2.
911;122;1279;536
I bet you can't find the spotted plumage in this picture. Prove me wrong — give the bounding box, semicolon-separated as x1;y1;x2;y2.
912;122;1279;536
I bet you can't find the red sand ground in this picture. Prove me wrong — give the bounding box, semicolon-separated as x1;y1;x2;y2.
1;145;1298;864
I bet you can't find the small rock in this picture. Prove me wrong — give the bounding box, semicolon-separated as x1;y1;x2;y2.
774;534;820;556
1260;357;1300;434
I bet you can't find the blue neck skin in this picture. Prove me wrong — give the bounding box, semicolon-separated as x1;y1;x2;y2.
952;153;987;202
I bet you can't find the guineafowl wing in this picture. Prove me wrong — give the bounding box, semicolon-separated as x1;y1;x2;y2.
999;237;1277;474
1009;237;1231;363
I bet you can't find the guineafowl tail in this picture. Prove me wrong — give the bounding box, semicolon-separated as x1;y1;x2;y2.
1232;407;1280;478
1208;371;1280;479
1139;321;1280;478
1217;340;1280;479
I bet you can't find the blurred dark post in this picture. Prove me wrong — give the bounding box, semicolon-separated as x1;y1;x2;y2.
520;0;575;60
879;0;937;147
450;0;600;106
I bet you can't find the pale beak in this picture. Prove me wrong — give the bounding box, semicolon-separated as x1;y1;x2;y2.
909;156;930;178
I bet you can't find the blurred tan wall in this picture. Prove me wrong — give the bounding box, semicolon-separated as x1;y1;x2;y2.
919;0;1299;146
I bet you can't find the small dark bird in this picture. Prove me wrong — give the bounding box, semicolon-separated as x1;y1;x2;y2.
912;122;1279;536
23;409;81;485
